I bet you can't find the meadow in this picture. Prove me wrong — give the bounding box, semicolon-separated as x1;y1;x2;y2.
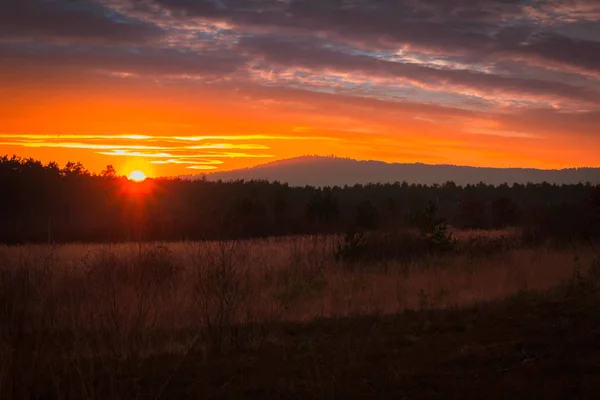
2;230;599;399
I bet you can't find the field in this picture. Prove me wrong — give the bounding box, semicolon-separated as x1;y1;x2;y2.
1;231;600;399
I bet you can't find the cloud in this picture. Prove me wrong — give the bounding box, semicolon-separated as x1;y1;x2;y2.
531;0;600;23
238;35;600;107
4;0;599;105
0;134;332;170
0;0;164;44
151;0;600;74
509;32;600;75
0;42;243;78
153;0;501;54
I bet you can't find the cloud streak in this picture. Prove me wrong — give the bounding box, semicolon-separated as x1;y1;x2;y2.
0;134;332;171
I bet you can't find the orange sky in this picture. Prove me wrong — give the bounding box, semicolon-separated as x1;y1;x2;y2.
2;0;600;177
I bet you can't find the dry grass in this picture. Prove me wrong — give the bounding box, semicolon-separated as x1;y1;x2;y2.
0;234;590;326
0;233;596;399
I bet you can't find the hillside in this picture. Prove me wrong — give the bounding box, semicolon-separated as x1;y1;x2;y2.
193;156;600;186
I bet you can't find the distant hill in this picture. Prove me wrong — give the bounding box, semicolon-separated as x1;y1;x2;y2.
189;156;600;187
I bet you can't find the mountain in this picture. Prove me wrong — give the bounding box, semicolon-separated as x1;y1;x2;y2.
190;156;600;187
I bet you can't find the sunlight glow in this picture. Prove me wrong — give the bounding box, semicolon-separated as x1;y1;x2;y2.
128;170;147;182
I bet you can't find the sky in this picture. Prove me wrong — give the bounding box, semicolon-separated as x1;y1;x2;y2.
1;0;600;177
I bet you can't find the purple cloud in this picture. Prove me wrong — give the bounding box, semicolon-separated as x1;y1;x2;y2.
0;0;164;44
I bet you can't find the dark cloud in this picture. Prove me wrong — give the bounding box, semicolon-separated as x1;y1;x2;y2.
0;43;242;77
2;0;600;116
153;0;600;73
533;0;600;22
239;35;600;106
0;0;164;43
154;0;503;53
512;33;600;74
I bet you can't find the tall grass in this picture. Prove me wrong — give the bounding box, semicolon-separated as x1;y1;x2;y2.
0;233;597;399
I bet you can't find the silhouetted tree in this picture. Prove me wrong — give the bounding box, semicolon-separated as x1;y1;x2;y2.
101;165;117;178
491;197;519;228
353;200;379;230
589;185;600;236
307;190;339;224
233;196;268;237
459;196;488;229
62;161;89;177
0;154;597;244
591;185;600;211
419;201;454;251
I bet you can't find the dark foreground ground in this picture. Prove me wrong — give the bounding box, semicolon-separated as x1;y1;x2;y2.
117;288;600;399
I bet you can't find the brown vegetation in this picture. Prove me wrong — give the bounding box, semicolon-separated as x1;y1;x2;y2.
1;232;599;399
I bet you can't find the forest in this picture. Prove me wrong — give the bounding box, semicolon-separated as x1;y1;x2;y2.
1;155;599;244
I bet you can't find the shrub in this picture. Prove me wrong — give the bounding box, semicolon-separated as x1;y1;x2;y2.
419;201;455;253
334;230;367;262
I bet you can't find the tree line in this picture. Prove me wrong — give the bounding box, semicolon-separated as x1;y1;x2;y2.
1;155;599;244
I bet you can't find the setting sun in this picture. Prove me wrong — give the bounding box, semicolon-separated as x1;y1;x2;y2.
128;170;147;182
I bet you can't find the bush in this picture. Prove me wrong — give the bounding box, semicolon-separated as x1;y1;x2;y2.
334;230;367;262
419;201;455;253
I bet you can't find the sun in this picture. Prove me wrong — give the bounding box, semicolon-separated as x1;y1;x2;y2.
128;170;147;182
